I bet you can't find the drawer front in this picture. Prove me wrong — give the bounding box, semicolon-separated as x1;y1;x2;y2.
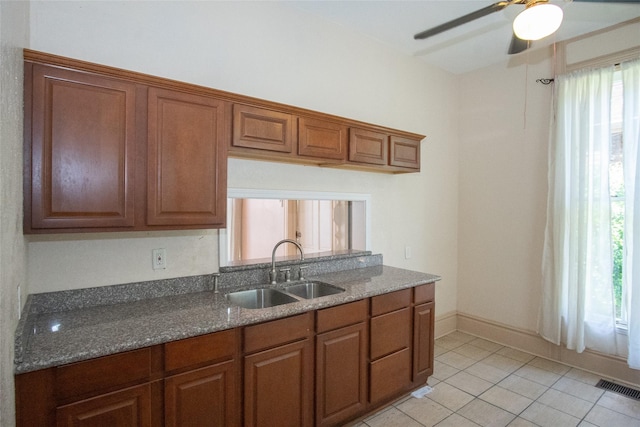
244;312;313;354
56;383;152;427
165;328;238;372
317;299;368;334
371;288;411;316
369;348;412;404
164;360;238;427
56;348;152;402
414;282;435;305
370;307;411;360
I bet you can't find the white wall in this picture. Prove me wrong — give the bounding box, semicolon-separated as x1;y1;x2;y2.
457;50;552;332
0;1;29;425
26;1;459;318
457;21;640;334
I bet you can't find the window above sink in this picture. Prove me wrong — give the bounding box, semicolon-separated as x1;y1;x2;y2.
219;189;371;267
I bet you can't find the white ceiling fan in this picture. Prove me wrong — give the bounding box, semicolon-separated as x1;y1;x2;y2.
414;0;640;55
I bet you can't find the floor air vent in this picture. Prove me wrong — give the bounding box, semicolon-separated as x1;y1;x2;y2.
595;379;640;400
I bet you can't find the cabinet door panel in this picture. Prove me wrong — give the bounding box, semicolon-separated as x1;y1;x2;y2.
413;301;435;383
56;383;151;427
316;323;367;427
298;117;347;161
30;64;136;229
389;136;420;169
147;87;227;226
349;128;388;165
165;361;238;427
369;348;412;405
232;104;293;153
244;339;313;427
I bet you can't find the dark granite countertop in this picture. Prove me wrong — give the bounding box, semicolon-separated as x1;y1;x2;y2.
14;255;440;374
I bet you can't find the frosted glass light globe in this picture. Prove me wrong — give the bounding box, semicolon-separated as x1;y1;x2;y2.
513;3;563;41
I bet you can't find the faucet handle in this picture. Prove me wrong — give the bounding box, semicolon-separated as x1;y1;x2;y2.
281;268;291;282
299;265;308;281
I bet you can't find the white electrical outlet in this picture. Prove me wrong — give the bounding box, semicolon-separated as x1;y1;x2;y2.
152;248;167;270
405;246;412;260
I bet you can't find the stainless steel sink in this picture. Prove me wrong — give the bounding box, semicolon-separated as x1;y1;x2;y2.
283;281;345;299
225;288;298;309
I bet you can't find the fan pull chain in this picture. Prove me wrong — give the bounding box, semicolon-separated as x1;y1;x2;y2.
524;49;529;131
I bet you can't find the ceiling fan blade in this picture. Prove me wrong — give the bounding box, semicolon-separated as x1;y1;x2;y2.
414;1;512;40
508;32;529;54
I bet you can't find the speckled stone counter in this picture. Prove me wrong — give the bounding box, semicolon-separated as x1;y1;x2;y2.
14;253;440;374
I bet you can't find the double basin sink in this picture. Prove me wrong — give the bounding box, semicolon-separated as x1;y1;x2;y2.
225;281;344;309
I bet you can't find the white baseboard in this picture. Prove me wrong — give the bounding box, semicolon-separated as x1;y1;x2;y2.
435;310;457;339
435;311;640;388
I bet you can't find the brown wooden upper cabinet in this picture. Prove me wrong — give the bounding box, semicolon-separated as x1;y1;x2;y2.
298;116;347;161
232;104;294;153
349;128;421;171
24;49;424;233
349;127;388;166
390;136;420;170
26;63;137;230
147;87;227;227
24;51;228;233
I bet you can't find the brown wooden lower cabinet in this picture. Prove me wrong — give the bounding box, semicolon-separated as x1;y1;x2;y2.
369;348;413;404
15;284;436;427
242;312;314;427
369;290;413;406
413;301;435;384
243;339;313;427
316;300;368;427
164;360;237;427
56;382;156;427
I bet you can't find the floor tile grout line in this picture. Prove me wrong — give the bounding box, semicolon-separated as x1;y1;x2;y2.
435;333;640;425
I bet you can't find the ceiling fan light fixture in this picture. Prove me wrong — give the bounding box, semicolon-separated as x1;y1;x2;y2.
513;2;563;41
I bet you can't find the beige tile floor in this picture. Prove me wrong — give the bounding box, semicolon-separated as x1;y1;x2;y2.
350;331;640;427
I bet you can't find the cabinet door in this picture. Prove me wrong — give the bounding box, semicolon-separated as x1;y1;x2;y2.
413;301;435;383
147;87;227;226
349;127;388;165
232;104;294;153
165;361;239;427
28;64;137;230
56;383;152;427
389;136;420;170
369;348;412;405
298;117;347;161
244;339;313;427
316;322;367;427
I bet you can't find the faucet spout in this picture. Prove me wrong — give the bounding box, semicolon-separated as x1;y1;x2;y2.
270;239;304;284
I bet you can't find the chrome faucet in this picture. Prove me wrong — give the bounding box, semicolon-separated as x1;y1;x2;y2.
270;239;304;284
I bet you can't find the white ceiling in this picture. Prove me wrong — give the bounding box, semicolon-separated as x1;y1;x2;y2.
289;0;640;74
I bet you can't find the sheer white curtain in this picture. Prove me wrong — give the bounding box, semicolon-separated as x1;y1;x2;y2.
622;59;640;368
539;65;619;355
